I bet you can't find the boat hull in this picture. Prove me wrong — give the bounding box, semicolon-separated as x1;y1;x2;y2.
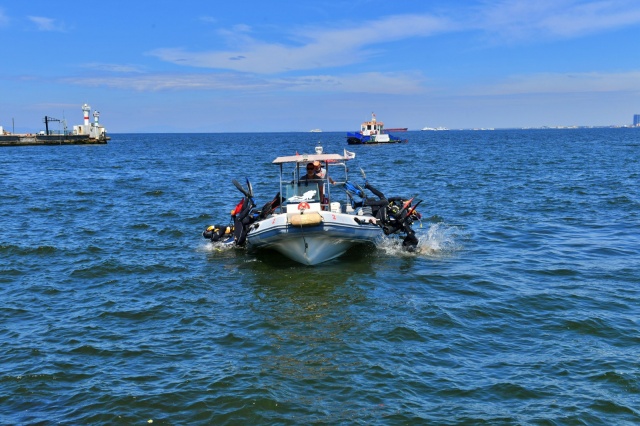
247;211;381;265
346;133;406;145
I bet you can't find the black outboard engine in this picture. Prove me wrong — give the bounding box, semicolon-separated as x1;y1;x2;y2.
203;178;260;247
232;196;256;246
386;198;420;250
203;196;246;243
349;181;422;251
203;194;260;246
257;192;281;220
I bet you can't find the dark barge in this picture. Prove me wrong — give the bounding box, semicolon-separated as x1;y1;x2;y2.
0;134;109;147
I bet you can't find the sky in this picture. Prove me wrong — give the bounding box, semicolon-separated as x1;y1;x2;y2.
1;0;640;133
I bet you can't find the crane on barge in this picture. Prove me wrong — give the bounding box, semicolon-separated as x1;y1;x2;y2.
43;116;68;136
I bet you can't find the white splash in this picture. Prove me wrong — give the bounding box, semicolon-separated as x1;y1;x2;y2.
198;241;236;253
377;222;464;259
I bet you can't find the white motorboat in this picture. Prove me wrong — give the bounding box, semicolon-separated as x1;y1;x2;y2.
247;147;382;265
203;146;423;266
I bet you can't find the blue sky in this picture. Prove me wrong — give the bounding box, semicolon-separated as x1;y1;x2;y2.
1;0;639;133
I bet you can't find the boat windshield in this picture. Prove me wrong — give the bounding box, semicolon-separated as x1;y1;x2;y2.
284;181;321;204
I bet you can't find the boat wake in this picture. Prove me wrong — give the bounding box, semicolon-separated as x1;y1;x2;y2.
377;222;463;258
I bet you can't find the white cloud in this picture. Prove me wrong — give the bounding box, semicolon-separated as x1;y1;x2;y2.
81;63;147;73
148;1;640;74
148;14;451;74
474;0;640;41
62;71;427;94
199;16;217;24
468;70;640;95
63;64;640;98
0;8;9;27
281;72;427;95
28;16;66;32
62;73;274;92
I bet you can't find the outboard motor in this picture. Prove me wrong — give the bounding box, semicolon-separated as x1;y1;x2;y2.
346;181;422;250
232;196;256;246
257;192;281;220
203;177;259;247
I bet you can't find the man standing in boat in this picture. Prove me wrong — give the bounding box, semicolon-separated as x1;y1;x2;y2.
301;162;322;181
313;160;335;184
300;162;324;202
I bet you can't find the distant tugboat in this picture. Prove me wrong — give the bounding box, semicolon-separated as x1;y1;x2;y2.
0;103;110;147
346;113;407;145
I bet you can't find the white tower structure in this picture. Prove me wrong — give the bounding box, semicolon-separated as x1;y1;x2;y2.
73;103;107;139
82;104;91;126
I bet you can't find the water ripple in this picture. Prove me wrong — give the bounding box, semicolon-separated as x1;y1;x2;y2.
1;130;639;424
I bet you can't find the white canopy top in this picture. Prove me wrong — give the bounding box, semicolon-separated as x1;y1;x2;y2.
272;153;349;164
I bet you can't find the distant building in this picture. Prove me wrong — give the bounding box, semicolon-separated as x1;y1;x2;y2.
634;114;640;127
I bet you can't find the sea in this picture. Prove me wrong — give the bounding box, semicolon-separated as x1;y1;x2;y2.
1;129;639;425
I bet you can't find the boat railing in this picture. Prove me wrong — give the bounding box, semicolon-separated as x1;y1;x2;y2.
276;158;353;213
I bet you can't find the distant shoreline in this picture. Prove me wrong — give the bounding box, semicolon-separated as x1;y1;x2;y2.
96;126;639;134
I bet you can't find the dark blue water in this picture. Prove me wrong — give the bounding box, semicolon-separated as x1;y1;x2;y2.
1;129;639;425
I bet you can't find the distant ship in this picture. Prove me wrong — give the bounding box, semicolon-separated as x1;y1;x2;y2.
421;126;449;131
309;129;322;133
385;127;408;132
346;113;407;145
